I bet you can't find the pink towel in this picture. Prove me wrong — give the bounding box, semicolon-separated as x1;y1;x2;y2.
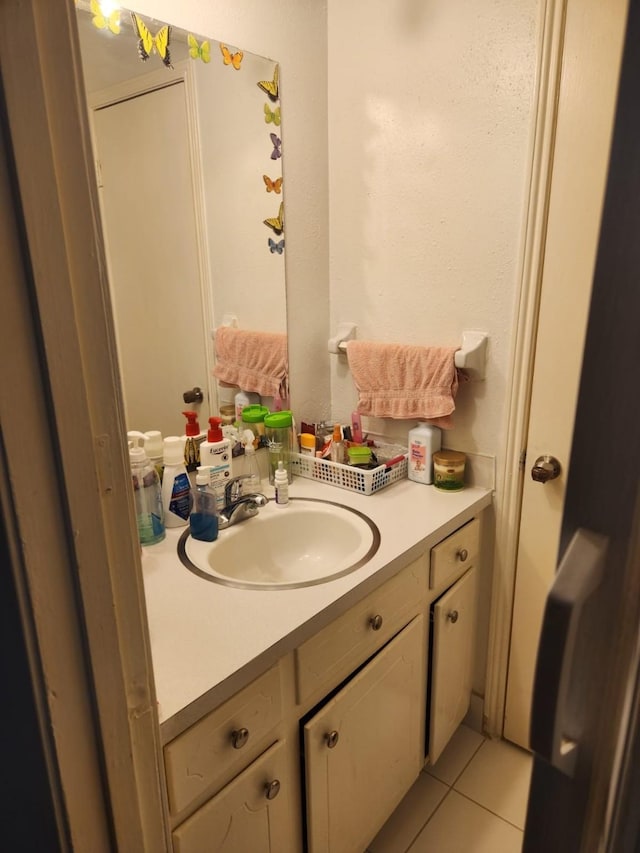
213;327;289;399
346;341;459;428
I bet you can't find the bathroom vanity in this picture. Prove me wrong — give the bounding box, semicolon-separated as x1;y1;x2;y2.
141;477;491;852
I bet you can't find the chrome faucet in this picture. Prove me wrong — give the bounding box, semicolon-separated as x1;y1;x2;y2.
218;476;268;529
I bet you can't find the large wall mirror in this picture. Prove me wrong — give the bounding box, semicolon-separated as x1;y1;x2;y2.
76;2;288;438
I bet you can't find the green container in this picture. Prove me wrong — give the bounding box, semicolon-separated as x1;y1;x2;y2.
264;411;293;483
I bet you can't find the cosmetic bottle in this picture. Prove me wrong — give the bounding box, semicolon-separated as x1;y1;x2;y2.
351;411;363;445
189;467;219;541
161;436;191;527
200;417;233;509
182;410;206;474
408;423;442;485
143;430;164;481
234;389;261;422
128;436;165;546
330;424;345;464
274;461;289;506
242;430;262;491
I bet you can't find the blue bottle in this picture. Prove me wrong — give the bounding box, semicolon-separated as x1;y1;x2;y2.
189;467;219;542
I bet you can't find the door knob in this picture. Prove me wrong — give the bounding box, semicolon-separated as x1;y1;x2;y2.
183;386;204;404
531;455;561;483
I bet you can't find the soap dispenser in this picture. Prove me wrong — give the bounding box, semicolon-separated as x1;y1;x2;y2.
182;410;206;474
200;416;232;509
127;433;165;545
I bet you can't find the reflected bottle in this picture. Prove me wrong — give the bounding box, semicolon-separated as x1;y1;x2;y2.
129;442;165;546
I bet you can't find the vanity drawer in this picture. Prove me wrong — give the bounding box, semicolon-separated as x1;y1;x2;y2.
164;664;282;815
429;517;479;590
295;556;427;705
172;740;296;853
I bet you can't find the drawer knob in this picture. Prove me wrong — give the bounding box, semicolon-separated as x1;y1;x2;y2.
265;779;281;800
231;727;250;749
447;610;459;624
325;730;340;749
457;548;469;562
369;614;383;631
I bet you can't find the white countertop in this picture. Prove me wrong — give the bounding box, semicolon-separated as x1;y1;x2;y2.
141;476;492;741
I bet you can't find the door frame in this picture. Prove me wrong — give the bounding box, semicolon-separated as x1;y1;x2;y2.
485;0;629;737
0;0;168;847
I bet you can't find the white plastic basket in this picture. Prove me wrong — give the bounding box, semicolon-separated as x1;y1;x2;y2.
290;447;408;496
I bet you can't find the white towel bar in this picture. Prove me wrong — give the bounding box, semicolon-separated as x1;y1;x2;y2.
328;327;488;381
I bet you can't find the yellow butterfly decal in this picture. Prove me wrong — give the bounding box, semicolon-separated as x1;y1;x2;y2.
264;104;281;126
220;44;243;70
263;201;284;236
91;0;120;34
263;175;283;194
188;34;211;63
130;13;172;68
258;64;279;102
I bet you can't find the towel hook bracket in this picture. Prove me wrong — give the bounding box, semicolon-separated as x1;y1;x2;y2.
328;322;357;354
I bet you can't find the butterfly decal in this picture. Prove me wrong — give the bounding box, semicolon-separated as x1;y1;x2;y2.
258;64;279;102
270;133;282;160
263;175;283;194
268;238;285;255
188;34;211;63
91;0;120;34
220;44;243;69
264;202;284;236
130;13;172;68
264;104;281;126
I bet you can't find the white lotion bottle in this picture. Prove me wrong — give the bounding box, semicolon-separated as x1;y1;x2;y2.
161;436;191;526
200;417;232;509
408;423;442;485
274;461;289;506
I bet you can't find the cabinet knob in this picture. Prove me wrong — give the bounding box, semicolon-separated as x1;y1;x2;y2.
369;614;383;631
457;548;469;562
325;730;340;749
264;779;281;800
231;727;249;749
447;610;459;624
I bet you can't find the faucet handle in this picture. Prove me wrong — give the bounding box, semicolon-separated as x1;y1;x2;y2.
224;475;252;506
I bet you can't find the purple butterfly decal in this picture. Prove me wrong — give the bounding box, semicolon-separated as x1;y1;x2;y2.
270;132;282;160
268;238;285;254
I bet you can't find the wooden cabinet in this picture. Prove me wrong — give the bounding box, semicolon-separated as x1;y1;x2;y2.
163;514;482;852
304;615;426;853
172;740;296;853
429;566;478;763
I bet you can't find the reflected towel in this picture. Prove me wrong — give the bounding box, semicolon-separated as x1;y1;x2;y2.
213;327;289;399
345;341;459;428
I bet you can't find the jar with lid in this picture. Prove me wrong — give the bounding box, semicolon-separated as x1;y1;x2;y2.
264;410;293;484
433;450;466;491
241;404;270;441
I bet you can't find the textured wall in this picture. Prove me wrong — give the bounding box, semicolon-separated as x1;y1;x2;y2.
327;0;539;467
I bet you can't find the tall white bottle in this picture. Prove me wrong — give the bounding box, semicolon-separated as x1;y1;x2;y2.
161;436;191;527
408;423;441;485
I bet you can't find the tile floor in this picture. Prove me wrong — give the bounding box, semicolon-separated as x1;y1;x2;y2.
368;725;533;853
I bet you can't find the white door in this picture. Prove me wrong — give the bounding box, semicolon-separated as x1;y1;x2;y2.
504;0;628;749
92;81;210;438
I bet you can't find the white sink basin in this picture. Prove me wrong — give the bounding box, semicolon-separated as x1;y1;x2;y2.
179;498;380;589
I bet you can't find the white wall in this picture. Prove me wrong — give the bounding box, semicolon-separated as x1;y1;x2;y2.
327;0;539;468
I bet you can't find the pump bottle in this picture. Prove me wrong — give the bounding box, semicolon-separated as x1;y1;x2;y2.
162;436;191;527
200;417;233;509
128;434;165;545
182;410;206;475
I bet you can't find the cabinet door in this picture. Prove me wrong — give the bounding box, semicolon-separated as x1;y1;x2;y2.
171;741;297;853
429;567;477;763
304;615;426;853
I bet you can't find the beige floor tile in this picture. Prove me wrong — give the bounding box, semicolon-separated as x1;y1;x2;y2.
454;738;533;829
425;724;485;786
369;773;448;853
408;790;524;853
